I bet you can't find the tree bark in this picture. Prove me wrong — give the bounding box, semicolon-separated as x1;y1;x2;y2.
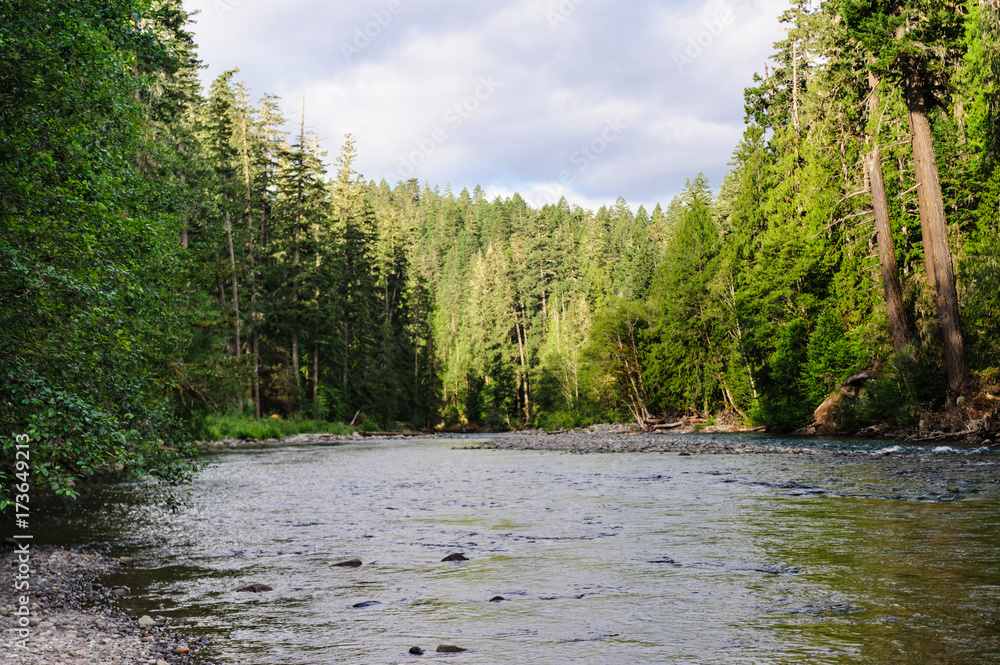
224;213;241;358
902;60;966;390
865;145;911;352
313;341;320;407
514;308;530;420
292;106;305;400
240;108;261;418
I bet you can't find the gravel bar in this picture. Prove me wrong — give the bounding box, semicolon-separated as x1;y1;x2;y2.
475;430;838;456
1;544;213;665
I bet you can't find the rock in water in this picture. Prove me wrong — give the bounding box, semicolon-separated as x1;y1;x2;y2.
813;391;846;435
236;583;273;592
137;615;156;627
489;596;506;602
333;558;363;567
352;600;382;608
441;553;468;562
409;646;425;655
437;644;467;653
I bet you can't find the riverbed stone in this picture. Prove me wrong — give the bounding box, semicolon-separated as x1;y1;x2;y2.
137;616;155;628
441;553;468;562
236;583;273;592
333;558;363;567
437;644;467;653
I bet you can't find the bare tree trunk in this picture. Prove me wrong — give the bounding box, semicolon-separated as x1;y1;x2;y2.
514;309;530;420
791;38;800;132
252;331;261;418
292;106;305;402
240;108;261;418
902;61;966;391
313;341;320;406
342;319;349;389
865;145;911;352
225;213;241;358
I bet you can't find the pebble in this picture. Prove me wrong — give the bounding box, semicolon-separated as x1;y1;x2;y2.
0;546;198;665
481;431;840;456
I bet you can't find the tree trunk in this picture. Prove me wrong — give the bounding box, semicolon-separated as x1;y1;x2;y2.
240;110;260;418
225;213;241;358
253;330;261;418
313;341;320;407
342;318;349;389
514;309;530;420
865;145;910;352
902;61;966;391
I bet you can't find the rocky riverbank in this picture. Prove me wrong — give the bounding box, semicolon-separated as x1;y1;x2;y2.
1;544;214;665
476;425;840;456
197;430;434;450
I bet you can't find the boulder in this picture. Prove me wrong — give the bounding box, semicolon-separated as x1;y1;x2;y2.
137;615;156;628
436;644;467;653
441;553;468;562
236;583;273;592
333;558;363;568
409;646;425;655
813;392;846;435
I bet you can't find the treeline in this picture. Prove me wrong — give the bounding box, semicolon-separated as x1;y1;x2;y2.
2;0;999;501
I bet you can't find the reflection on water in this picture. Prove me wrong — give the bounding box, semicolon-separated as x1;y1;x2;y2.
31;437;1000;664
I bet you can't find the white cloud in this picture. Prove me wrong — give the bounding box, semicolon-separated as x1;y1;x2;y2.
183;0;789;211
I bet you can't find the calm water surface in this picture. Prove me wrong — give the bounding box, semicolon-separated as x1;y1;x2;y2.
35;435;1000;664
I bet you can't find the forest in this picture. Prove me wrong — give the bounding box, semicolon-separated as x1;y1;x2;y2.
1;0;999;501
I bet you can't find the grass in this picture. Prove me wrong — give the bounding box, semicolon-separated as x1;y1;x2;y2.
201;413;355;442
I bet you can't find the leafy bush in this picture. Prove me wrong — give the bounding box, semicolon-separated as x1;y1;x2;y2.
200;413;354;441
539;410;579;431
839;350;948;430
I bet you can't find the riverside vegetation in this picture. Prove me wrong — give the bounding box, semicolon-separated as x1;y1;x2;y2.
2;0;1000;506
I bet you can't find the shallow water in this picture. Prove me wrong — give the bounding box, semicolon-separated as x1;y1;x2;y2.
31;436;1000;664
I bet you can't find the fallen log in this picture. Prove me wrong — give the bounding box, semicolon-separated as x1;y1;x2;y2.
652;421;685;430
907;428;978;442
357;431;420;438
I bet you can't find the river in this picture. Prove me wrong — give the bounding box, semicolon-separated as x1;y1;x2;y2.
33;435;1000;664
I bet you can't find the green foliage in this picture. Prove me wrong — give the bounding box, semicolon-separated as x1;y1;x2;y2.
804;307;864;404
839;350;948;430
200;413;353;441
2;0;996;495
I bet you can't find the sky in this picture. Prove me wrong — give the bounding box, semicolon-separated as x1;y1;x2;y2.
182;0;790;212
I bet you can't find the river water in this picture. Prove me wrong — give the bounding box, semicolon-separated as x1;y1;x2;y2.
34;435;1000;664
